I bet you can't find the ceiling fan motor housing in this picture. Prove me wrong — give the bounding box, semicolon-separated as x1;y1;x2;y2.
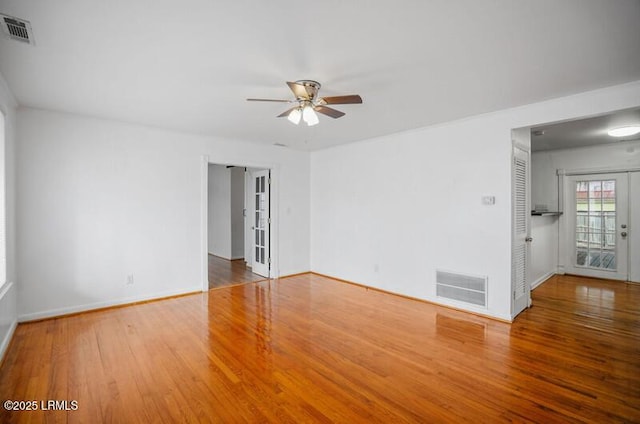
294;80;321;101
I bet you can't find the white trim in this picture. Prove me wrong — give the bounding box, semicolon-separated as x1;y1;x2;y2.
531;271;555;290
18;286;202;322
200;155;209;292
0;319;16;362
512;140;531;153
562;172;630;281
269;166;280;278
207;252;245;261
201;159;280;289
0;281;16;363
559;166;640;177
0;279;12;299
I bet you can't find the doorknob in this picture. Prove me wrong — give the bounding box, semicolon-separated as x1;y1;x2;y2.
525;237;533;242
621;232;627;238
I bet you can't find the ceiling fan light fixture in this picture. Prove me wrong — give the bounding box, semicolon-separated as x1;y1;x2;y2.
287;108;302;125
607;126;640;137
302;105;319;126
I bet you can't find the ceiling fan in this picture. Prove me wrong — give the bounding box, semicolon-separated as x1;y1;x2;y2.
247;80;362;126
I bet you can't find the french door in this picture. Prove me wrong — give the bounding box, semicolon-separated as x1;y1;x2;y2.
566;173;628;280
251;170;270;278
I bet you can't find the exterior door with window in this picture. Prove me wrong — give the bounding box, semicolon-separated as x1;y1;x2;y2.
251;170;270;277
630;172;640;282
566;173;628;280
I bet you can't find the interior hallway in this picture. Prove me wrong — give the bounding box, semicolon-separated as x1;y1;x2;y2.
208;254;265;289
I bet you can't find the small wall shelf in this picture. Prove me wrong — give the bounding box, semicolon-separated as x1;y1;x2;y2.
531;211;563;216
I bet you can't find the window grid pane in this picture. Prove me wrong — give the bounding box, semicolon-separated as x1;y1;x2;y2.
575;180;616;270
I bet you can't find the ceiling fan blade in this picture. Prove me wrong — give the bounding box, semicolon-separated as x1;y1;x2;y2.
247;98;292;103
277;107;299;118
317;94;363;105
287;81;310;100
315;105;345;119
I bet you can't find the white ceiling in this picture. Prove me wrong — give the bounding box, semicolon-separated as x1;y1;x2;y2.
1;1;639;151
531;107;640;152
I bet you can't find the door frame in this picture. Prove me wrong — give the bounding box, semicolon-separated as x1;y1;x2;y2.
200;156;279;292
249;169;270;278
563;172;628;280
558;165;640;282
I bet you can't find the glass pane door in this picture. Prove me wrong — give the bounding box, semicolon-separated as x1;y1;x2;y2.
575;179;616;270
567;173;628;281
251;170;270;278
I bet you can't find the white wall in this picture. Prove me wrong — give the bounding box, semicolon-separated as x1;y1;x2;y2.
9;81;640;323
311;80;640;321
530;216;558;289
207;165;245;260
230;167;244;259
532;140;640;207
531;139;640;280
16;108;310;320
208;164;231;258
0;72;18;362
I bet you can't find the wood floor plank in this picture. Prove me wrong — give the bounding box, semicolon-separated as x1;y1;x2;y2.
208;254;264;289
1;273;639;423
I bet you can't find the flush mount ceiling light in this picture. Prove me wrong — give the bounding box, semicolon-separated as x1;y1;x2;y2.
607;126;640;137
247;80;362;126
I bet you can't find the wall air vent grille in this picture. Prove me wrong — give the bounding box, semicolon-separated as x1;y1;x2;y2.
436;270;487;307
1;14;35;45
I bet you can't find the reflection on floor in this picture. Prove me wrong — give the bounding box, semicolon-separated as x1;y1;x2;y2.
0;273;638;422
208;254;265;289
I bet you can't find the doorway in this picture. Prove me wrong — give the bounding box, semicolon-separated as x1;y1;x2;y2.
528;107;640;291
205;163;272;289
564;172;638;282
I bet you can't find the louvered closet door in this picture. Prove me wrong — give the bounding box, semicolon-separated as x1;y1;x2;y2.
512;146;530;317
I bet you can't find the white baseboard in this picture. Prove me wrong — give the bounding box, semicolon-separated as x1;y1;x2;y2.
311;270;512;322
208;252;240;261
0;319;17;364
0;281;18;363
531;271;556;290
18;286;202;322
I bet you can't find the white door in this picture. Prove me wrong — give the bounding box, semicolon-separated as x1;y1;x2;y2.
565;173;628;280
251;170;270;277
629;172;639;283
512;146;530;317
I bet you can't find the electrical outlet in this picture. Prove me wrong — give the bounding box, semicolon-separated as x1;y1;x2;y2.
126;274;134;285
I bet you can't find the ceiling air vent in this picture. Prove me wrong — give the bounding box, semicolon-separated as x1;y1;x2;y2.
0;14;35;45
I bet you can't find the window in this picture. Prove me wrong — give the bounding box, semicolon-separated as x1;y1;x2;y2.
575;180;616;270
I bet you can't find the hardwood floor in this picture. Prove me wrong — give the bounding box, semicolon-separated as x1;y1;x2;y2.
1;273;638;423
208;254;264;289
